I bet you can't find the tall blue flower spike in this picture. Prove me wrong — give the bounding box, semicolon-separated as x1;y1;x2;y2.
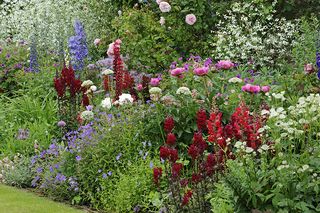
68;20;88;71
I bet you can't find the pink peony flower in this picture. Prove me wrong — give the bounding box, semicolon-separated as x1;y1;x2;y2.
159;2;171;12
170;67;184;77
304;64;315;74
261;86;270;93
185;14;197;25
94;38;101;46
249;85;261;93
215;60;235;70
241;84;252;92
150;78;160;86
137;84;143;91
193;67;209;76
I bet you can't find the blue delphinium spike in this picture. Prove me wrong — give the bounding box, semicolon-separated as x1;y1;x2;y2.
68;20;88;71
317;29;320;79
29;35;39;72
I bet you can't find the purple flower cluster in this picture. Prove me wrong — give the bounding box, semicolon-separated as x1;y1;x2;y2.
68;20;88;71
29;36;39;72
317;30;320;79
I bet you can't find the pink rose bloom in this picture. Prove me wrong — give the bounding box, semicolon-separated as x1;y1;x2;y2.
185;14;197;25
159;2;171;12
107;42;115;57
241;84;252;92
137;84;143;91
261;86;270;93
170;67;184;77
304;64;315;74
150;78;160;86
193;67;209;76
215;60;235;70
94;38;101;46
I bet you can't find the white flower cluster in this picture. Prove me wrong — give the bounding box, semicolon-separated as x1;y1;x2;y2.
176;87;192;95
268;94;320;139
0;0;106;46
210;1;298;67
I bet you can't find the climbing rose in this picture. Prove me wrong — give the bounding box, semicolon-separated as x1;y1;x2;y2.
185;14;197;25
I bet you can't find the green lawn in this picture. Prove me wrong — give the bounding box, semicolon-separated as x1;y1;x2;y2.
0;184;86;213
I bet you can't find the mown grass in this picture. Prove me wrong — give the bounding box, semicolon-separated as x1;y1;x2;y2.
0;184;85;213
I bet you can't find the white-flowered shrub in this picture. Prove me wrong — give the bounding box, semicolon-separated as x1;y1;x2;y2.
0;0;114;47
210;1;298;67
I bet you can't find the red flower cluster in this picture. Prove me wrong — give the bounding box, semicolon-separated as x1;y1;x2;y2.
166;133;176;146
53;66;82;98
171;163;183;178
122;71;134;90
229;103;262;149
160;146;178;163
181;190;193;206
196;109;207;132
153;167;162;185
188;132;207;160
113;39;123;100
164;116;174;133
207;111;226;148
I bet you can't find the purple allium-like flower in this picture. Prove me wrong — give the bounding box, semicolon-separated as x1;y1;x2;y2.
68;20;88;71
108;171;112;176
102;173;107;179
149;161;154;169
86;105;93;111
76;156;82;161
6;53;11;59
57;120;66;127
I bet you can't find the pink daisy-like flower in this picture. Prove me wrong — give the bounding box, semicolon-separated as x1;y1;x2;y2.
185;14;197;25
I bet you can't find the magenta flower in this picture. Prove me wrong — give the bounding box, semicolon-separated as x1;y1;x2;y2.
241;84;252;92
261;86;270;93
150;78;160;86
137;84;143;91
215;60;235;70
170;67;184;77
194;67;209;76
